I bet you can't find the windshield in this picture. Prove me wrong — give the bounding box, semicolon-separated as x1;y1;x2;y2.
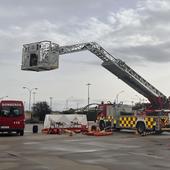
0;106;23;117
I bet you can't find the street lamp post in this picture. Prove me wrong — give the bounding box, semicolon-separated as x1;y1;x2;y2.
33;92;36;104
49;97;53;110
65;96;74;110
115;90;124;104
23;87;38;115
86;83;91;112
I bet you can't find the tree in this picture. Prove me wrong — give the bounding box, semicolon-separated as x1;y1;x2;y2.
32;101;51;121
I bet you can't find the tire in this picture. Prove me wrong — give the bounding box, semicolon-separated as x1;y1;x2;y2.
20;130;24;136
99;120;105;131
105;121;112;130
136;122;146;135
33;125;38;133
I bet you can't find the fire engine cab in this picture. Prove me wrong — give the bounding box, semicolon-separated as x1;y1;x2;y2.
0;100;25;136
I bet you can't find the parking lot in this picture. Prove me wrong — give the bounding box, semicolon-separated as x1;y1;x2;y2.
0;124;170;170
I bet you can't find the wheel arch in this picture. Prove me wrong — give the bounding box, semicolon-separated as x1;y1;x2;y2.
136;120;146;128
136;120;146;135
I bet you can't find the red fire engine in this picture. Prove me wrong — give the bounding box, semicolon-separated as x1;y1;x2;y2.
97;102;170;135
21;40;170;135
0;100;25;136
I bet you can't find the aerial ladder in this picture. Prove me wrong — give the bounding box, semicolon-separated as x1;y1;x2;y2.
22;41;169;109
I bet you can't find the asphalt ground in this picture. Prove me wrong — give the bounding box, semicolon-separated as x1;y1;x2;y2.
0;124;170;170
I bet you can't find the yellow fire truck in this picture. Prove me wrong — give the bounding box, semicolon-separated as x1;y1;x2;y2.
97;102;170;135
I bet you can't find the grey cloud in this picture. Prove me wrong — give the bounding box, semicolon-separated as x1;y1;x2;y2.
113;42;170;63
1;0;170;66
2;0;170;109
0;0;137;28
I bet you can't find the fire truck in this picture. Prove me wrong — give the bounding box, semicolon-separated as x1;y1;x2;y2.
97;102;170;135
21;41;170;135
0;100;25;136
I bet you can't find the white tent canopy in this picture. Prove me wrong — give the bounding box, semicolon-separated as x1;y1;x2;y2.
44;114;88;129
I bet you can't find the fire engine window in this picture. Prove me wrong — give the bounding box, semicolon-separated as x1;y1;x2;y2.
30;53;38;66
13;109;20;116
0;107;22;117
0;110;9;116
9;107;21;117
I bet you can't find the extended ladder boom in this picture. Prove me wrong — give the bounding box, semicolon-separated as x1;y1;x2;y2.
22;41;168;108
59;42;167;107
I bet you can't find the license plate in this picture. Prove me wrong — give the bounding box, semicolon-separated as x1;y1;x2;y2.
0;126;9;129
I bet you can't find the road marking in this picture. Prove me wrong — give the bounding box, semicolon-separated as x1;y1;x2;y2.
24;142;40;145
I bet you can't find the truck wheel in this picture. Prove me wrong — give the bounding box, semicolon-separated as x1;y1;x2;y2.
105;121;112;130
136;122;146;135
99;120;105;131
20;130;24;136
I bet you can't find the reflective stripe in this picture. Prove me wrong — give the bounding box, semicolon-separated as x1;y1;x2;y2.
119;116;137;128
106;116;114;121
145;117;155;129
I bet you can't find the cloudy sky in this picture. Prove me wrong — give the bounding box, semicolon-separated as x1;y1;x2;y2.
1;0;170;110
